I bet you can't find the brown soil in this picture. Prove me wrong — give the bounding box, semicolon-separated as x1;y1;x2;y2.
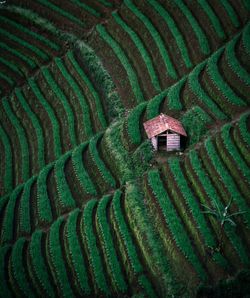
88;30;137;109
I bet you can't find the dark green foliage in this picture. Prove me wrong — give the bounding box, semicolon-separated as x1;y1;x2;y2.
96;195;127;293
47;217;74;297
81;199;110;295
28;230;56;297
181;106;212;145
64;209;91;295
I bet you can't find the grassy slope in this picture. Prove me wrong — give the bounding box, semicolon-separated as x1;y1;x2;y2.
0;1;250;297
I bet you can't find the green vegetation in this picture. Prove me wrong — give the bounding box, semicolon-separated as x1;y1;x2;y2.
0;1;249;297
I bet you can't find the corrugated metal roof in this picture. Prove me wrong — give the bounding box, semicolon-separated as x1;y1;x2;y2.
143;113;187;138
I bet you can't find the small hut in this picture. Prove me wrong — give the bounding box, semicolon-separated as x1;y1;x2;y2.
143;113;187;151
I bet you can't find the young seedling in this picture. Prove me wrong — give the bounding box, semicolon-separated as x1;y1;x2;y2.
202;199;246;253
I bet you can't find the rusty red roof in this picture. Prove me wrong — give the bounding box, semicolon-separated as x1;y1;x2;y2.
143;113;187;138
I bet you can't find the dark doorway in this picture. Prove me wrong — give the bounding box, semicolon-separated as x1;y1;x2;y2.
158;135;166;150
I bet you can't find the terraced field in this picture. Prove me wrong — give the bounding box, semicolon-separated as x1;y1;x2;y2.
0;0;250;297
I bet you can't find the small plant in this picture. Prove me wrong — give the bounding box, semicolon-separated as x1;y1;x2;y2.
202;199;246;252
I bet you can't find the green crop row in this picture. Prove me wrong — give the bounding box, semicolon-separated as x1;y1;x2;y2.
0;71;14;86
138;274;157;298
225;35;250;87
54;152;76;214
0;56;24;77
198;0;225;39
188;62;227;120
41;67;77;147
220;0;240;28
242;22;250;54
146;169;207;281
10;237;36;297
167;157;220;251
15;88;45;170
36;163;53;226
28;78;62;159
96;194;128;293
96;24;144;104
46;217;74;297
55;56;93;139
102;120;134;184
88;133;116;189
1;185;23;246
237;111;250;149
197;145;250;266
73;42;123;121
0;27;48;61
218;123;250;188
112;190;143;274
64;209;91;296
28;230;55;297
206;48;247;108
0;41;36;69
71;142;97;196
204;137;250;229
70;0;101;18
112;11;161;93
0;15;59;51
0;124;12;194
81;199;110;295
148;0;192;69
146;89;168;120
36;0;84;27
124;0;177;79
184;150;230;270
173;0;210;55
126;102;147;146
0;245;12;297
167;77;186;111
67;50;108;128
18;176;36;236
